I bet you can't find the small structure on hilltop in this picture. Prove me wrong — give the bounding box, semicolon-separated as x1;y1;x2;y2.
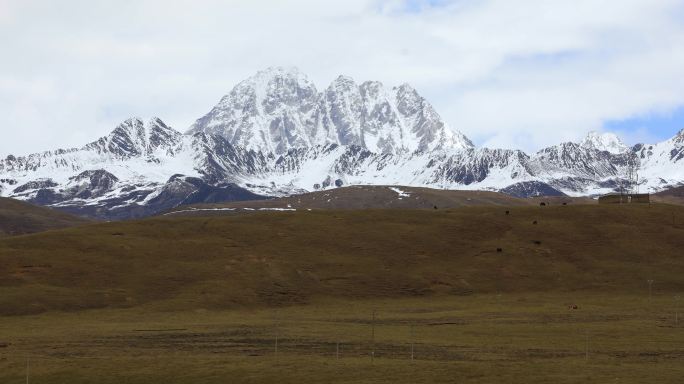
598;193;650;204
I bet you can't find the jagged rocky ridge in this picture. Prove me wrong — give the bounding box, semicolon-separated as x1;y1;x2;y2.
1;67;682;219
188;67;473;155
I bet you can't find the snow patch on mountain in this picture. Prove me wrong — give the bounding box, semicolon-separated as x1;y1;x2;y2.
389;187;411;198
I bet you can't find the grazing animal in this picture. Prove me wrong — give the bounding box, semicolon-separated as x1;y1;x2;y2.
533;240;541;245
540;202;547;207
562;202;568;206
496;248;503;253
568;304;579;310
532;220;538;225
433;205;438;210
505;210;510;215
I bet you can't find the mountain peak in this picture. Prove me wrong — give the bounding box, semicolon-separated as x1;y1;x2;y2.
580;131;628;154
83;117;180;158
240;66;318;104
248;66;311;86
122;116;144;126
253;65;303;76
188;68;473;154
331;75;357;87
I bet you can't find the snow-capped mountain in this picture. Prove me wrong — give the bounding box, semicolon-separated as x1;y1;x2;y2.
188;67;472;155
0;117;267;219
1;67;682;219
634;129;684;190
580;131;629;154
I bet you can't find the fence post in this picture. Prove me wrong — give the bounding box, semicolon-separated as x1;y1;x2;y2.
274;311;279;360
647;280;654;302
675;295;681;326
371;310;376;363
410;324;414;362
585;331;589;362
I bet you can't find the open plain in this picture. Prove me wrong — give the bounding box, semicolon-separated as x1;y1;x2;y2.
1;202;683;382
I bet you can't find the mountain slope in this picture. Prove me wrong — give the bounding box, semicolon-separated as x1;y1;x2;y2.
0;197;90;236
1;203;683;316
634;129;684;190
652;185;684;205
163;185;594;217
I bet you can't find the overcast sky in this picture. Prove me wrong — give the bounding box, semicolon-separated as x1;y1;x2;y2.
1;0;684;156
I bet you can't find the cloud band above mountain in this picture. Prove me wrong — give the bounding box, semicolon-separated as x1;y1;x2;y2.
1;0;683;157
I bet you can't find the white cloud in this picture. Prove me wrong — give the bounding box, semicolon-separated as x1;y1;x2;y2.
0;0;683;156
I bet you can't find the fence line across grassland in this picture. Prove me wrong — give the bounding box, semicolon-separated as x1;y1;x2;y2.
5;298;679;373
4;328;650;363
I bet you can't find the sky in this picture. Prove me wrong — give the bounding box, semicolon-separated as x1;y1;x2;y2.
1;0;683;156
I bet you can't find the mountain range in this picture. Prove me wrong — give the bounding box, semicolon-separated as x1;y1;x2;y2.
1;66;682;219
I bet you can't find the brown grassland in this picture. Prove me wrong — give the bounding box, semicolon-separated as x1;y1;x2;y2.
1;202;683;383
0;197;90;237
653;185;684;206
163;185;594;214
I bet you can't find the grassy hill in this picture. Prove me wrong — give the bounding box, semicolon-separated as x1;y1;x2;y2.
0;197;90;237
1;203;684;383
164;185;594;216
652;185;684;205
1;203;681;316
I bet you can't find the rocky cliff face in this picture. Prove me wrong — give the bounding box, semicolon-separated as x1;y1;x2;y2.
187;67;472;155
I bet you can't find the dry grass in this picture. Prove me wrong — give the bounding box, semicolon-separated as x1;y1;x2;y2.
1;204;683;315
0;197;91;236
1;203;684;382
0;294;683;383
653;185;684;206
164;185;593;214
